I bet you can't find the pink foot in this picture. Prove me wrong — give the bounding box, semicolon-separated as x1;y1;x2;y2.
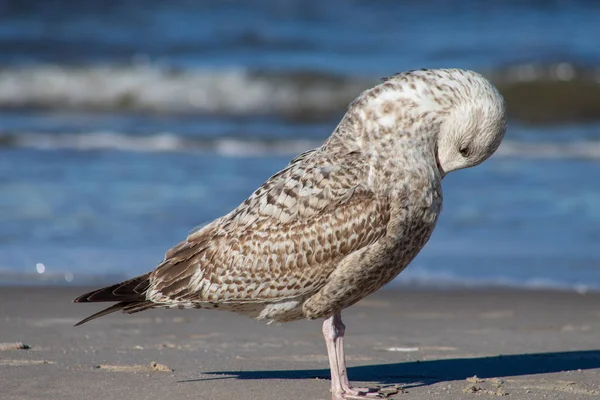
343;386;382;397
338;391;381;399
332;385;399;399
323;313;400;400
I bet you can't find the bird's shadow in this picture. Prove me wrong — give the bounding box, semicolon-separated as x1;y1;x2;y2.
182;350;600;388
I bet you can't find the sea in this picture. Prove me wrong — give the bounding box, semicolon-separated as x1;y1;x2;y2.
1;0;600;292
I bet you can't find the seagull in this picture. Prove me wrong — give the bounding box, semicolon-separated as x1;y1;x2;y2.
74;69;507;400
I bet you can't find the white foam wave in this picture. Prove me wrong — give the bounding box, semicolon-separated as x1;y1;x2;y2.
0;265;595;293
0;268;128;286
392;268;597;294
2;62;600;126
0;64;369;117
5;131;322;157
4;131;600;160
497;141;600;160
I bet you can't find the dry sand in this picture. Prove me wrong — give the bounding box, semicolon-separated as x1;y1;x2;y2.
1;286;600;399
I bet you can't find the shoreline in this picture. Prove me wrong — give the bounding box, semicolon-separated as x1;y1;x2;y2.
2;279;598;294
2;287;600;399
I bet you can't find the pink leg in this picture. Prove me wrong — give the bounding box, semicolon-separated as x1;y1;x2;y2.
322;312;383;399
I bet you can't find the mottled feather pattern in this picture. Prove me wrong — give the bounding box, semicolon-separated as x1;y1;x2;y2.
74;69;507;325
147;148;392;315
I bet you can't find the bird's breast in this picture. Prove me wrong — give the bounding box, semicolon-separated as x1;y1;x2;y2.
384;175;442;274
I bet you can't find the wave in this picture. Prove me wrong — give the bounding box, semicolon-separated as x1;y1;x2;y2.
0;64;370;121
0;266;595;293
498;141;600;160
2;131;600;160
0;131;322;157
0;268;128;287
392;267;596;294
1;62;600;123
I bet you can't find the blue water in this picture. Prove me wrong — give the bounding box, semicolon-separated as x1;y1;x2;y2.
2;1;599;71
1;0;600;291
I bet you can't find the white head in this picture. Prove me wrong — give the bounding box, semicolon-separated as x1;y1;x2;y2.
429;70;507;177
341;69;507;178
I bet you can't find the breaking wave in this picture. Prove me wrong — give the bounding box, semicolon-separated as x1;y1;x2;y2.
0;266;595;293
2;131;600;160
498;140;600;160
1;62;600;123
0;64;370;121
0;131;322;157
392;267;597;294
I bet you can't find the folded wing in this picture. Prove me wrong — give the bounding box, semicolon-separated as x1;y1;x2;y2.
147;148;391;305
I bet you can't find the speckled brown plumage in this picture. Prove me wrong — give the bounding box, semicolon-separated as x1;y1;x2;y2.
74;68;507;399
75;68;507;323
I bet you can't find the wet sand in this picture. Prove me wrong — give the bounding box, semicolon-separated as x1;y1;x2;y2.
2;286;600;399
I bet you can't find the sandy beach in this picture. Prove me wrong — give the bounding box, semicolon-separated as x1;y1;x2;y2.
2;286;600;399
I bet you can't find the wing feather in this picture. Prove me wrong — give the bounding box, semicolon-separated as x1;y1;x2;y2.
147;148;390;304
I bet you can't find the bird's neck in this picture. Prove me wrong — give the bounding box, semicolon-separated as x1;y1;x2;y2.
325;102;443;194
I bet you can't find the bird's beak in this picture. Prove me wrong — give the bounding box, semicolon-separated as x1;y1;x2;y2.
436;153;446;179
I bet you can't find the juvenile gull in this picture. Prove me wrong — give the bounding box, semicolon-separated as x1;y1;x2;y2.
74;69;507;400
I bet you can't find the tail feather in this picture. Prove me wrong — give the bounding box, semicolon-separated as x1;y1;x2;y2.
73;273;153;326
73;300;155;326
74;302;129;326
73;273;150;303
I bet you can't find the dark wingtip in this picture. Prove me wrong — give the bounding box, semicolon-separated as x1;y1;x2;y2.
72;273;151;304
73;291;93;303
72;274;152;326
73;303;128;327
73;319;87;327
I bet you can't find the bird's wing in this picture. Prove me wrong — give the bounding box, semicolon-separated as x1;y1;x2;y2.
147;148;391;304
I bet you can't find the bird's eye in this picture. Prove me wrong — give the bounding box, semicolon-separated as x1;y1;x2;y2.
459;147;470;157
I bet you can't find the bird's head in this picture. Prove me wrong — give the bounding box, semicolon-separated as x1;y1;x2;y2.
432;70;507;177
335;69;507;179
